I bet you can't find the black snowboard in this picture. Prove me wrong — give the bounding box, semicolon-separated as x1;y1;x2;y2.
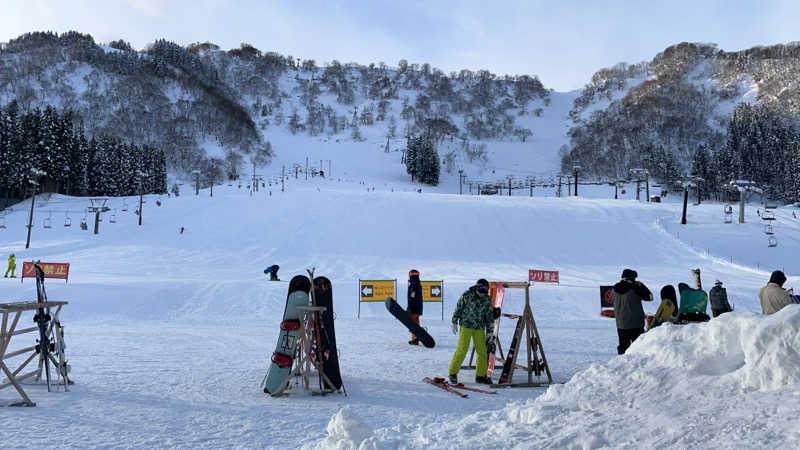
313;276;343;390
384;296;435;348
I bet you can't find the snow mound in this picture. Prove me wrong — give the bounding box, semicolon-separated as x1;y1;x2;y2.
307;408;379;450
369;306;800;448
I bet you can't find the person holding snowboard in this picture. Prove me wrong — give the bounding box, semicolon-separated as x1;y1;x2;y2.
759;270;793;315
4;253;15;278
448;279;494;384
709;280;733;317
407;269;423;345
611;269;652;354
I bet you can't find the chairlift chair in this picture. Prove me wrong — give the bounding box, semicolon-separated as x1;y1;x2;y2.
64;212;72;227
768;236;778;247
109;210;117;224
764;223;774;235
43;211;52;229
121;201;128;212
761;210;776;221
80;209;88;230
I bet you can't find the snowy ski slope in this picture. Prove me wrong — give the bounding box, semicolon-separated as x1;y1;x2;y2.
1;158;799;448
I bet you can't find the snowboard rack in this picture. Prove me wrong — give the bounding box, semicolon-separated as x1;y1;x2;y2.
270;305;346;397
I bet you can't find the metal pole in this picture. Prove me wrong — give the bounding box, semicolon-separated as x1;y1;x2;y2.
645;174;650;202
305;157;309;180
357;279;361;319
94;210;100;234
25;187;36;249
573;169;578;197
681;186;688;225
138;189;143;226
636;180;641;201
281;166;285;192
739;189;745;224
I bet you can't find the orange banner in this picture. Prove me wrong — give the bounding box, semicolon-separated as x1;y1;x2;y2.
21;261;70;282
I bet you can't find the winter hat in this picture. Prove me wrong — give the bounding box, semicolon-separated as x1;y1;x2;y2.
769;270;787;287
660;285;677;301
714;280;723;286
677;282;691;293
621;269;637;281
409;269;420;277
476;279;489;288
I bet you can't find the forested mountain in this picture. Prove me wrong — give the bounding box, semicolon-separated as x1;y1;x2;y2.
0;31;549;183
562;42;800;202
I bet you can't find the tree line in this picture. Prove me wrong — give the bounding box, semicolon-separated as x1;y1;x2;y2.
0;101;167;200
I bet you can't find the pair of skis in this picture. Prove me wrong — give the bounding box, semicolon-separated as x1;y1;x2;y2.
422;377;496;398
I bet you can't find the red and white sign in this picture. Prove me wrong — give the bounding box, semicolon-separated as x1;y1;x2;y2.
529;269;559;283
21;261;70;283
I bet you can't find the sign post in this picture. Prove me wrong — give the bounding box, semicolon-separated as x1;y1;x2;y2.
357;279;396;318
420;280;444;320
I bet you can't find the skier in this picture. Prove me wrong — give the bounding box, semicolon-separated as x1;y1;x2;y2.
4;253;15;278
406;269;423;345
677;282;710;322
264;265;280;281
709;280;733;317
611;269;652;355
759;270;793;314
448;279;494;384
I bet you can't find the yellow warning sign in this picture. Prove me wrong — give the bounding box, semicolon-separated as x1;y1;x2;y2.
359;280;396;302
421;280;443;302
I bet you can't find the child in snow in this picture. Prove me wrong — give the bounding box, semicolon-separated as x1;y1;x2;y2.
448;279;494;384
709;280;733;317
759;270;793;314
407;269;423;345
4;253;15;278
611;269;652;354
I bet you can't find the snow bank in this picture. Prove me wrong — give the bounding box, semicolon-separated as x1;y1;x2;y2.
306;408;379;450
356;307;800;448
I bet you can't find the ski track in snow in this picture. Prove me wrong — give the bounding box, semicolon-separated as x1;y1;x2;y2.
1;175;799;448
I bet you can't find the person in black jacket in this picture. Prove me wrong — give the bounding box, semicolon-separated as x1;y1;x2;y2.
709;280;732;317
407;269;423;345
611;268;653;355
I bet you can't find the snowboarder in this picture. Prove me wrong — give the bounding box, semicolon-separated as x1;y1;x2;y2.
709;280;733;317
611;269;652;355
759;270;793;315
4;253;15;278
448;279;494;384
264;265;280;281
180;226;184;234
407;269;423;345
677;282;710;322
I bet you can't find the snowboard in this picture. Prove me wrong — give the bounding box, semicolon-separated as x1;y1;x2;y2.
313;276;342;391
647;298;676;331
263;275;311;395
384;296;435;348
486;282;505;377
498;314;525;384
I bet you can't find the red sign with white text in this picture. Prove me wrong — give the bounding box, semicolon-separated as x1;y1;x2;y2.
21;261;70;283
529;269;559;283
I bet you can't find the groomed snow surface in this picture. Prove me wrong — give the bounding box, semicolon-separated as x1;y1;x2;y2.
2;160;800;448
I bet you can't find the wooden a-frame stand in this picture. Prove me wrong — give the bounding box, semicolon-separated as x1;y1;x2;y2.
270;305;345;397
464;281;552;387
1;300;71;406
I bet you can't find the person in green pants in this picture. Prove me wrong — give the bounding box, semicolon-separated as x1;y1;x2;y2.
448;278;495;385
4;253;15;278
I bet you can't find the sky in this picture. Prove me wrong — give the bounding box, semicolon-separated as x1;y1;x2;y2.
1;0;799;91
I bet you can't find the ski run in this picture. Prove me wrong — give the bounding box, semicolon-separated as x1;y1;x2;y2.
2;158;800;449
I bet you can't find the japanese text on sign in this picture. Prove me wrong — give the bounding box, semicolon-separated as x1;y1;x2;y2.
529;269;559;283
21;261;71;282
359;280;396;302
421;281;443;302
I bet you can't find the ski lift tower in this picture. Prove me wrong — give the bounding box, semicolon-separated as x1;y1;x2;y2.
191;170;201;196
87;198;109;235
630;168;649;201
729;180;760;224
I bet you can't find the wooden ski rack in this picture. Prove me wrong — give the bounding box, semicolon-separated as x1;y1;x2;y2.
270;305;345;397
463;281;552;387
0;300;71;406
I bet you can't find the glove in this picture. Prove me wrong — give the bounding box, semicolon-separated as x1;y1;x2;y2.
451;322;458;335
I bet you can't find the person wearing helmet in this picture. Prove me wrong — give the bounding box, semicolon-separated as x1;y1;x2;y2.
4;253;15;278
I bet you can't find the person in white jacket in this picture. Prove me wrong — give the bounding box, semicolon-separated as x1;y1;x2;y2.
759;270;794;315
